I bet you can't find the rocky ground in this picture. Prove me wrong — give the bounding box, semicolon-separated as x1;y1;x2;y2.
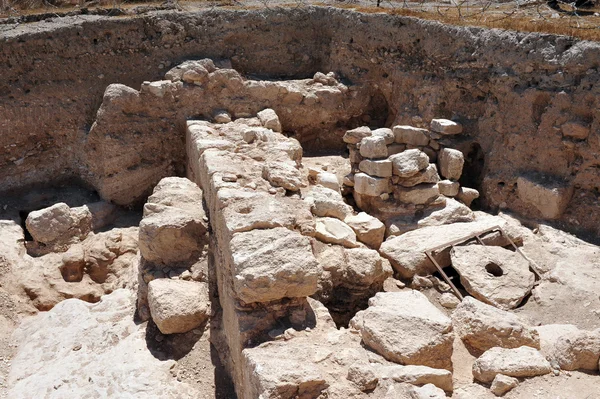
1;60;600;399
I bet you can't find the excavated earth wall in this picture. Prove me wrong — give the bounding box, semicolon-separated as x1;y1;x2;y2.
2;7;600;238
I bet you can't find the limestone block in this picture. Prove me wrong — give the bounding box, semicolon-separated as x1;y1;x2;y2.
390;149;429;177
148;279;209;334
307;185;354;220
517;175;573;219
472;346;552;383
354;173;391;197
373;364;453;392
315;171;341;193
262;161;304;191
438;180;460;197
257;108;282;132
351;291;454;370
430;119;463;135
457;187;480;207
26;203;92;245
417;198;475;227
230;227;319;303
359;159;393;177
490;374;518;396
552;329;600;371
450;245;535;310
396;164;440;187
347;364;378;392
371;128;395;145
344;212;385;248
452;297;540;353
438;148;464;180
314;217;359;248
343;126;372;144
393;125;430;146
213;109;231;123
394;184;440;205
359;136;388;159
534;324;581;359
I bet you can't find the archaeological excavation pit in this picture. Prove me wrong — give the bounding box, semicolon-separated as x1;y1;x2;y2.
1;5;600;399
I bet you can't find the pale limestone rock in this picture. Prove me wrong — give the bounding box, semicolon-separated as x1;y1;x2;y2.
394;184;440;205
213;109;231;123
144;80;175;97
438;180;460;197
396;163;440;187
257;108;282;132
147;279;209;334
430;119;463;135
360;136;388;159
359;159;393;177
490;374;518;396
343;126;372;144
457;187;480;207
354;173;391;197
165;59;213;81
517;175;573;219
472;346;552;383
390;149;429;177
552;329;600;371
315;217;359;248
316;171;341;193
393;125;430;146
561;121;590;139
230;227;319;303
371;128;395;145
439;293;461;309
452;297;540;353
308;185;354;220
344;212;385;248
438;148;464;180
373;364;453;392
450;245;535;310
138;177;207;265
534;324;581;358
412;383;447;398
8;290;198;398
418;198;475;227
351;291;454;370
379;217;522;278
262;161;304;191
343;247;393;286
347;364;378;391
26;202;92;246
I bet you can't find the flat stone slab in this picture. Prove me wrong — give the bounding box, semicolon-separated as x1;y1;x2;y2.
451;245;535;310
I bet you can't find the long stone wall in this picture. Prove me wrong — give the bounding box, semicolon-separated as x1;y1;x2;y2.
1;7;599;237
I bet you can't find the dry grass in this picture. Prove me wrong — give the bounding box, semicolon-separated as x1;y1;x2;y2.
2;0;600;41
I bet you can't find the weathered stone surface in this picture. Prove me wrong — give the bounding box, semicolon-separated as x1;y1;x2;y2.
230;227;319;303
438;180;460;197
393;125;430;146
380;218;521;278
343;247;393;286
450;245;535;310
456;187;480;207
418;198;475;227
360;136;388;159
139;177;207;265
26;203;92;246
8;290;197;398
351;291;454;370
517;175;573;219
394;184;440;205
262;161;304;191
359;159;393;177
315;171;341;192
534;324;581;358
373;364;453;392
472;346;552;383
412;383;447;398
561;121;590;140
396;164;440;187
165;59;214;82
552;329;600;371
430;119;463;135
213;109;232;123
452;297;540;353
439;293;461;309
257;108;282;132
371;128;395;145
307;185;354;220
343;126;372;144
390;149;429;178
344;212;385;248
490;374;518;396
438;148;464;181
315;217;359;248
354;173;391;197
148;279;209;334
347;364;378;391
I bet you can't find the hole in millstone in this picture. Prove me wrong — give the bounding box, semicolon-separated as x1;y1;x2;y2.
485;262;504;277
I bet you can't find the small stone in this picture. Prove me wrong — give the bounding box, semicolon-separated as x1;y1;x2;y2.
393;125;430;146
344;212;386;248
359;136;388;159
212;109;231;124
438;148;464;180
439;293;461;309
457;187;480;207
343;126;372;144
438;180;460;197
390;149;430;177
473;346;552;383
359;159;393;177
490;374;518;396
371;128;395;145
257;108;282;132
354;173;391;197
394;184;440;205
561;122;589;140
430;119;463;135
314;217;359;248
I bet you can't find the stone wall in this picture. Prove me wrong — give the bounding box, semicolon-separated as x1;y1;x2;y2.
1;7;599;237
